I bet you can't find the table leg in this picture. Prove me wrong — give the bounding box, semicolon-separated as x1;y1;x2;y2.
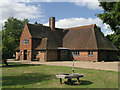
77;78;80;82
60;78;62;84
67;79;72;85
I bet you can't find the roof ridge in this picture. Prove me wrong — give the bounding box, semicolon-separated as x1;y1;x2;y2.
27;23;49;28
64;24;96;30
92;24;98;50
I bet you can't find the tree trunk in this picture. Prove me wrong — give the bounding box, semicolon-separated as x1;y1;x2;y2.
3;59;8;66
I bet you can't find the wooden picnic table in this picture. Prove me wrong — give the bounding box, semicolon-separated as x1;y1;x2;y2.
56;73;83;84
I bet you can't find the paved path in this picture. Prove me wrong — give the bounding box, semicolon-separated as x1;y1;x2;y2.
7;60;119;72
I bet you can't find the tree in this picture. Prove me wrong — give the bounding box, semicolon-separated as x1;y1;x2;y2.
34;21;38;25
97;2;120;34
2;35;16;66
3;17;29;46
34;21;43;26
97;1;120;59
2;17;29;66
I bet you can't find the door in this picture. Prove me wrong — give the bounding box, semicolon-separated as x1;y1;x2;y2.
57;50;61;60
39;51;45;62
24;50;27;60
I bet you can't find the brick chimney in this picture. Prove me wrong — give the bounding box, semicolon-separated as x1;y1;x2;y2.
49;17;55;31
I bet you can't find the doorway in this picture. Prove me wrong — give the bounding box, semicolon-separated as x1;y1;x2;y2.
57;50;61;60
39;51;45;62
24;50;27;60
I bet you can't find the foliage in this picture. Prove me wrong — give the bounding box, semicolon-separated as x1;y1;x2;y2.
34;21;43;26
2;35;16;59
97;1;120;59
2;17;29;65
97;1;120;34
3;17;29;45
2;63;118;88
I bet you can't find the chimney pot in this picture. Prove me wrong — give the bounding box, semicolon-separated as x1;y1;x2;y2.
49;17;55;31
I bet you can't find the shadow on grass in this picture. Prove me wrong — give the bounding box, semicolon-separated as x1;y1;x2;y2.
1;63;41;68
64;80;93;86
2;73;52;87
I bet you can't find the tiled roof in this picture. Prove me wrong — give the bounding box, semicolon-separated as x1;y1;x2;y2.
94;27;118;50
35;38;47;50
24;23;117;51
63;24;118;50
27;23;63;49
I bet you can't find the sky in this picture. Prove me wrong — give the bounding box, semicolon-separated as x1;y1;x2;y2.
0;0;114;36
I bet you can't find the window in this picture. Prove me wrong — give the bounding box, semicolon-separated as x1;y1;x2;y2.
88;50;93;56
40;50;45;53
36;51;39;55
22;39;29;44
71;50;79;56
64;50;68;55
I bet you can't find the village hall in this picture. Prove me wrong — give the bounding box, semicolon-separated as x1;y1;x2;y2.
16;17;118;62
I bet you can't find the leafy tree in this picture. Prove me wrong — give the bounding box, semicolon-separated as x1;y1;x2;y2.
97;2;120;34
34;21;38;25
3;17;29;46
2;17;29;66
2;35;16;66
97;1;120;59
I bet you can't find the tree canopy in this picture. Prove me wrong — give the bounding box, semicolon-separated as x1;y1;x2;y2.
97;1;120;34
34;21;43;26
2;17;29;65
3;17;29;45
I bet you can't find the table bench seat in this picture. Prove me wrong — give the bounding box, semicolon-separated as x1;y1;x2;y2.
56;73;83;84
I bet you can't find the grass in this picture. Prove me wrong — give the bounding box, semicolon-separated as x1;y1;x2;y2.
2;63;118;88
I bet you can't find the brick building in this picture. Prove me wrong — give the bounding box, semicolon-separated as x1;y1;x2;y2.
16;17;118;62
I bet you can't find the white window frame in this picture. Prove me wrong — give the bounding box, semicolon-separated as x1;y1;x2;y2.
88;50;93;56
71;50;80;56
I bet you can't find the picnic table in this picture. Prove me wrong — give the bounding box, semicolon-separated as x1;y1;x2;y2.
56;73;83;84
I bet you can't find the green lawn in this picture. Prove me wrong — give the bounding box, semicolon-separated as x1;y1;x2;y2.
2;63;118;88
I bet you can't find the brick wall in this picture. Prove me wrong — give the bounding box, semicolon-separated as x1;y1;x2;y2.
19;24;32;61
20;24;32;50
19;50;23;61
16;51;20;60
70;50;98;61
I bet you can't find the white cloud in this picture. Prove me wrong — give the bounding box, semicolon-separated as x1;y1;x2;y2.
0;1;44;30
44;17;113;36
44;17;102;28
103;23;110;30
102;23;114;36
0;0;30;2
70;0;102;10
104;30;114;36
1;2;43;20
